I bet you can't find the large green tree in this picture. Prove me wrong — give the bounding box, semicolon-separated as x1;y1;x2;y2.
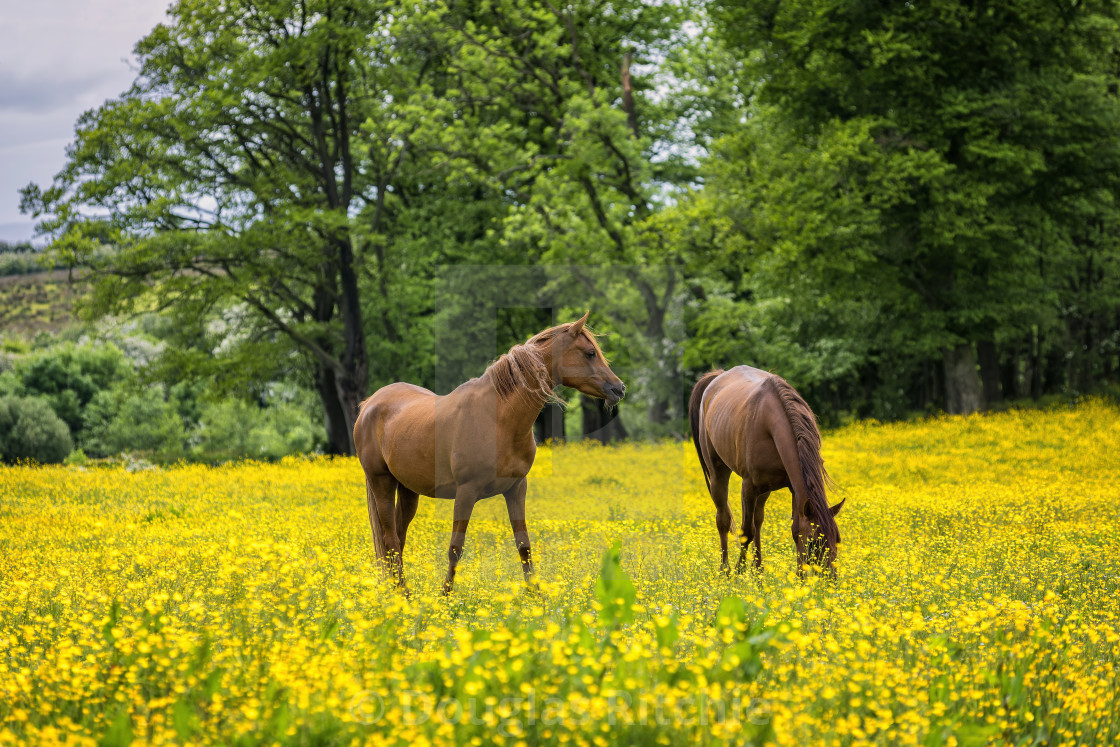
709;0;1120;413
22;0;436;454
407;0;700;434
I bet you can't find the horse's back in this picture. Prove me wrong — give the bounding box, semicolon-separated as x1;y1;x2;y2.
701;367;788;482
702;366;776;419
361;382;437;413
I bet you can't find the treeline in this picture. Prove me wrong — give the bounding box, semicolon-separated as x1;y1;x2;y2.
0;239;111;277
0;240;46;277
20;0;1120;453
0;335;322;465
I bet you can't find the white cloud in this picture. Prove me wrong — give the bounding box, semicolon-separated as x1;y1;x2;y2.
0;0;171;242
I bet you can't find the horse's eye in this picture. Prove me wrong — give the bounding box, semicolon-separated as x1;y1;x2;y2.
585;350;596;359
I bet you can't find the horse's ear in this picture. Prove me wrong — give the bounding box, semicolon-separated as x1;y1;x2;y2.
829;498;846;516
568;310;590;337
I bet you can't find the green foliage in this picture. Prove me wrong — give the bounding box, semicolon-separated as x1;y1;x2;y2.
21;0;425;454
190;400;320;462
595;541;637;628
16;0;1120;432
415;0;697;434
711;597;777;683
703;0;1120;417
0;395;74;465
81;385;186;461
11;342;131;437
64;448;91;467
0;251;46;278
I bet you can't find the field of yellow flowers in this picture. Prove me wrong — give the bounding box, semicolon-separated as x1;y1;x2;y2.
2;400;1119;746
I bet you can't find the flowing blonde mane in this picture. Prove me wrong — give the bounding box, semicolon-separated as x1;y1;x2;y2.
486;321;602;405
486;344;558;405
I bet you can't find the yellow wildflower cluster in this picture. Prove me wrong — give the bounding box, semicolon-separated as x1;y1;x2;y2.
1;400;1118;745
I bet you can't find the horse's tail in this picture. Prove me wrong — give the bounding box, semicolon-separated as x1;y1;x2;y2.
769;376;839;552
689;370;724;497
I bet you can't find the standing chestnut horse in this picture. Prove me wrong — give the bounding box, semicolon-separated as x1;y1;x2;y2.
689;366;845;575
354;312;625;594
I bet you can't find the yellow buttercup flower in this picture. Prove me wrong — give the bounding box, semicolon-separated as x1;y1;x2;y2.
1;400;1118;744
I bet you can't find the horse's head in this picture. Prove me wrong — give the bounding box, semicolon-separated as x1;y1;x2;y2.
793;497;845;572
537;311;626;406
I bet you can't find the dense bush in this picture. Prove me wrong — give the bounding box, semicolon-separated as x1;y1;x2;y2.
0;241;45;277
0;395;73;464
10;343;131;437
81;385;186;460
3;333;323;462
0;252;45;278
191;399;319;462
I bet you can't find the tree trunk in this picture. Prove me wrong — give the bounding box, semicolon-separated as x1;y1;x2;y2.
942;343;984;414
1001;345;1020;400
1025;328;1043;400
977;338;1003;404
316;365;355;455
1043;344;1067;395
581;394;628;443
337;234;368;447
919;358;933;411
534;403;566;443
646;397;669;427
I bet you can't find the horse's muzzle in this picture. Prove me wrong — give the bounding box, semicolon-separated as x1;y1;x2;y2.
605;382;626;407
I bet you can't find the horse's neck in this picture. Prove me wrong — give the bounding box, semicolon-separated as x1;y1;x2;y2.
533;343;559;389
496;381;550;436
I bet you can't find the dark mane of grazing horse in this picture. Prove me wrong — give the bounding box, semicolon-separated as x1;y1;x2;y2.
767;375;839;551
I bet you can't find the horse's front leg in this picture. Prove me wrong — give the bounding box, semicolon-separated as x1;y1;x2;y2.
503;478;536;588
442;487;478;595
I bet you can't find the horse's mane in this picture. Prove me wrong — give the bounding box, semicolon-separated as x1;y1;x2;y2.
486;321;601;405
769;376;840;550
486;343;559;405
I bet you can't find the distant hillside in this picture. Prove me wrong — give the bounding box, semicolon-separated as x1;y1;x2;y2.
0;270;84;338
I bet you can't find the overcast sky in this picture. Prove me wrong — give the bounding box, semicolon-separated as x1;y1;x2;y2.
0;1;171;244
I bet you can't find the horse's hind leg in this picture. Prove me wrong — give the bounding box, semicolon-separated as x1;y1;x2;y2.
367;471;405;586
709;462;733;573
503;478;536;588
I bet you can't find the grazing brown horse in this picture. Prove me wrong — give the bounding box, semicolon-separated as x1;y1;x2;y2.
689;366;845;575
354;312;625;594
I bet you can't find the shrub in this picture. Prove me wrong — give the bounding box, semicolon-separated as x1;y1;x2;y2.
192;399;319;461
63;448;90;466
16;343;132;436
0;251;45;278
0;395;73;464
81;385;185;460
